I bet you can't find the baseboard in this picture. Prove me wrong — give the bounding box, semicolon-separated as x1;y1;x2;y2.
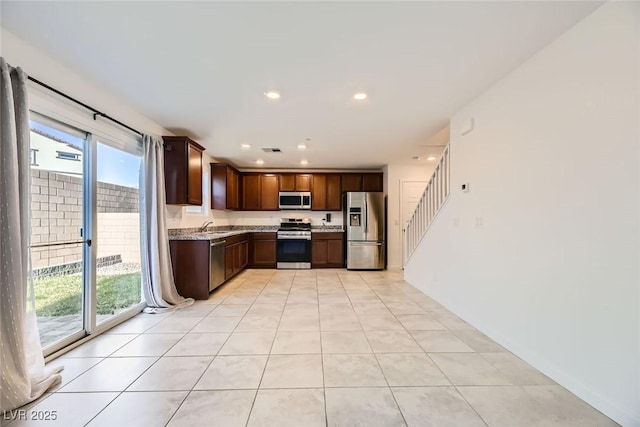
405;277;639;427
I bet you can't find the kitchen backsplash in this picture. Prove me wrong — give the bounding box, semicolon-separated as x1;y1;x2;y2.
165;206;343;229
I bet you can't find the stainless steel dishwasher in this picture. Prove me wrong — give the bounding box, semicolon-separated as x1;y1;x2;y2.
209;240;226;292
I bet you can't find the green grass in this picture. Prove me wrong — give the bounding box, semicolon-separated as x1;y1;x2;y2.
34;273;142;316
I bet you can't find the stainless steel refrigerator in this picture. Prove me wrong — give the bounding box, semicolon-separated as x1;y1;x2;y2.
344;192;386;270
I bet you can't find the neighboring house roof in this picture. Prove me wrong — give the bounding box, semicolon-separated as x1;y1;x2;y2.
31;128;82;153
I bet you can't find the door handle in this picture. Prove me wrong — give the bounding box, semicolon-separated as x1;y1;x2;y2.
350;242;382;246
364;197;368;234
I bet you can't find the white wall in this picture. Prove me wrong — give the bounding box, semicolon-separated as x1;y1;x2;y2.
405;3;639;425
385;164;435;269
227;210;341;228
1;29;168;137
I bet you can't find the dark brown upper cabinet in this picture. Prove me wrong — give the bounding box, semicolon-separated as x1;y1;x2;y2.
341;173;383;193
295;174;311;191
363;173;384;192
341;173;363;193
311;174;342;211
211;163;240;210
241;173;279;210
311;174;327;210
163;136;205;205
326;174;342;210
242;174;261;210
279;174;311;191
261;174;279;210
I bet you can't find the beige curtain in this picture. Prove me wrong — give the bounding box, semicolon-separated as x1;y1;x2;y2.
0;57;62;411
140;134;193;313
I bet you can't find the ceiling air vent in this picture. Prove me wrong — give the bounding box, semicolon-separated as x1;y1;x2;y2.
261;148;282;153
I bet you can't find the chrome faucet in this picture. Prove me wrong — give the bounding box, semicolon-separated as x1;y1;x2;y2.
200;220;214;232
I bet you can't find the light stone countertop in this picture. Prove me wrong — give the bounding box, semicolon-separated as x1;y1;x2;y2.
168;226;343;241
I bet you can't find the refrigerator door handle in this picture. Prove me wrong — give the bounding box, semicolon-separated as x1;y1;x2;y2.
350;242;383;246
364;196;368;234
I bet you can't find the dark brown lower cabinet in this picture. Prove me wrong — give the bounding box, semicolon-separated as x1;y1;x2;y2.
250;233;277;268
311;232;345;268
169;239;215;300
225;234;249;280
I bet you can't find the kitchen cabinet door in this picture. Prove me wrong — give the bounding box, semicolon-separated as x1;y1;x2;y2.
187;144;203;205
326;174;342;211
312;174;327;211
260;174;279;210
363;173;384;192
279;174;295;191
295;174;311;191
211;163;240;210
240;241;249;269
311;240;328;266
169;240;211;300
251;237;277;267
327;239;344;266
163;136;205;205
233;243;242;274
311;232;344;268
225;244;234;280
341;174;363;193
228;168;240;209
242;174;261;210
225;234;250;278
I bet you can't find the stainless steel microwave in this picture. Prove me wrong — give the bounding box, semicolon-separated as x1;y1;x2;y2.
278;192;311;210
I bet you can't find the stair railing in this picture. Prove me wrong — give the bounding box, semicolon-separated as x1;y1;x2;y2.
404;145;450;264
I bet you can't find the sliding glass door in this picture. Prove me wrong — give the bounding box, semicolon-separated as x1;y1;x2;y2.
29;115;144;353
29;120;89;349
95;141;143;326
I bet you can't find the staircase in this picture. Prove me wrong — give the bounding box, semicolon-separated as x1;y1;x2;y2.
405;145;450;264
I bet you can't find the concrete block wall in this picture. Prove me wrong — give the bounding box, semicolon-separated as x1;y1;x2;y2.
30;169;140;269
96;213;140;263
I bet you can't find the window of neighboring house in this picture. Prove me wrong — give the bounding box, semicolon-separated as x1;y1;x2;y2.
30;148;38;166
56;151;81;161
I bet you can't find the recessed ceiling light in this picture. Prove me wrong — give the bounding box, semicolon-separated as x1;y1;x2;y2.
256;159;265;165
427;156;437;161
300;160;309;166
241;143;251;150
264;91;281;100
297;143;307;150
353;92;368;101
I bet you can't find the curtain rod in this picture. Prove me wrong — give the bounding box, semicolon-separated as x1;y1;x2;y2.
27;75;143;137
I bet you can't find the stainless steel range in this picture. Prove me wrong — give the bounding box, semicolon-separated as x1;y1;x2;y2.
277;218;312;269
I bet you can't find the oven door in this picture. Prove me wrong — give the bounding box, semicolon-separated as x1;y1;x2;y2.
277;238;311;269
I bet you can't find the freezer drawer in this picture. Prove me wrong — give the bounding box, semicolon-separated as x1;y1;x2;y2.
347;241;385;270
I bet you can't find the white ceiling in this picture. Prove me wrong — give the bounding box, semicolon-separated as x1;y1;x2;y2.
1;1;602;169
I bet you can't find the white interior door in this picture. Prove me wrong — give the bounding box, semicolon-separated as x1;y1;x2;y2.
401;180;427;266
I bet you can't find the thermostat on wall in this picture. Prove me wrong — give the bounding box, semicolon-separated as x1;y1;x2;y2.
462;183;470;192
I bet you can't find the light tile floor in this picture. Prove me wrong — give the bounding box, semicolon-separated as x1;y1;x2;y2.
4;269;618;427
